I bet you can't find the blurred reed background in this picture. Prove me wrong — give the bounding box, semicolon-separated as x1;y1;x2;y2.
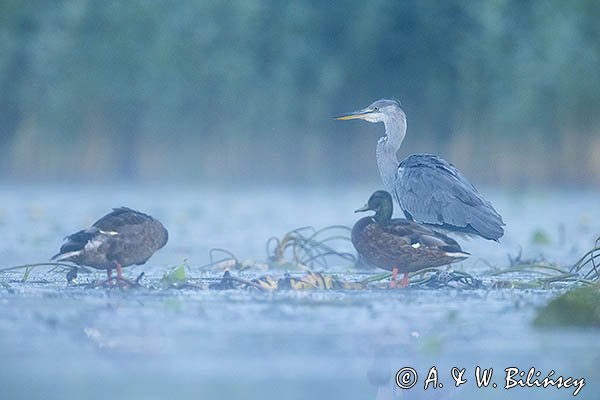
1;0;599;186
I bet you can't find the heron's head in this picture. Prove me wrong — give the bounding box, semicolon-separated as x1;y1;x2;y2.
355;190;393;222
335;99;402;124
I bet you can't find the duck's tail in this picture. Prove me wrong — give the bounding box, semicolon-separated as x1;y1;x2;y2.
51;229;97;261
443;250;470;260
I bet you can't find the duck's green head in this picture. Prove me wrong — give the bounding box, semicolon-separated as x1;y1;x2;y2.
355;190;394;222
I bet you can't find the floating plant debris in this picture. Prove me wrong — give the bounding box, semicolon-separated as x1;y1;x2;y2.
1;228;598;292
209;270;363;291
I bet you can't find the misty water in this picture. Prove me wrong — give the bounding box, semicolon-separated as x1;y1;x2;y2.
0;184;598;399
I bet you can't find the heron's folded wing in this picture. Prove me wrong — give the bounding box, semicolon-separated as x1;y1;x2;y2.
395;154;504;240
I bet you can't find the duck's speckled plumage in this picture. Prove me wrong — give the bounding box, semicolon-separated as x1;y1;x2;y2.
352;191;468;273
52;207;168;271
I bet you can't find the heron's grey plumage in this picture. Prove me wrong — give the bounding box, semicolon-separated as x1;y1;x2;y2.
336;98;505;241
396;154;504;240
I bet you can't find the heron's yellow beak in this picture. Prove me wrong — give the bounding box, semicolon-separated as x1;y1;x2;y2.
354;203;371;213
334;108;374;120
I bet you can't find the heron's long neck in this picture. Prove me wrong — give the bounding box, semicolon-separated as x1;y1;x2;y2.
376;113;406;192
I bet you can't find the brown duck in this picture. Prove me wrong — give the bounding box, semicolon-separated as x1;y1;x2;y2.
352;191;468;287
52;207;168;282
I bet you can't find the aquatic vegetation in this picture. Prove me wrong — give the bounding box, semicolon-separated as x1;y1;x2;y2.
0;262;91;286
203;268;484;291
1;229;599;294
266;226;356;269
199;248;271;272
0;262;86;274
533;286;600;328
160;264;187;289
482;243;600;288
209;270;363;291
530;229;551;245
21;266;32;282
485;259;582;288
570;236;600;281
411;270;482;289
196;226;356;273
533;238;600;328
278;271;362;290
358;268;481;289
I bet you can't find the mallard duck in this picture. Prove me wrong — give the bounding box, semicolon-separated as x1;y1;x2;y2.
52;207;168;282
352;191;468;287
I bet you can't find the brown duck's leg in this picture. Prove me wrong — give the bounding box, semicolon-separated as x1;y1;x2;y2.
115;262;123;280
400;272;409;288
106;268;113;286
114;262;135;287
390;267;399;288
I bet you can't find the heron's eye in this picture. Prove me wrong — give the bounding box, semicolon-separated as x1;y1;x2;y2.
373;107;378;111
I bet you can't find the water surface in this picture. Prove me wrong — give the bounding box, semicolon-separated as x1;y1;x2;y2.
0;184;598;399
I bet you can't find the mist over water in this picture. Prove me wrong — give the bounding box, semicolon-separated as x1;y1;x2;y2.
1;184;598;269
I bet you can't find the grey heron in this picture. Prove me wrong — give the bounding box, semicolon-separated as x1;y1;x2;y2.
336;99;505;241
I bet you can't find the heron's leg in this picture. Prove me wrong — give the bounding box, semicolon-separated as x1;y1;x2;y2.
389;268;399;288
400;273;409;288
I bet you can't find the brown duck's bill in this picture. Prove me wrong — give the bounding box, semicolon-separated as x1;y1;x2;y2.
334;108;374;120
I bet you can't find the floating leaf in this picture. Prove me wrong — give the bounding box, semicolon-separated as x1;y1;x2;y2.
160;265;187;288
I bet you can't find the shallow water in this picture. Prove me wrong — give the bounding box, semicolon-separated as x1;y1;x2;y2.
0;184;599;399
